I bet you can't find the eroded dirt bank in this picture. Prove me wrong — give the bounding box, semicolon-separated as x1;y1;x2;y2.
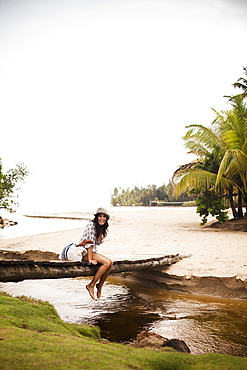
124;270;247;300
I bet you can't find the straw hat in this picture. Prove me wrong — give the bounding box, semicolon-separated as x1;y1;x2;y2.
94;207;110;220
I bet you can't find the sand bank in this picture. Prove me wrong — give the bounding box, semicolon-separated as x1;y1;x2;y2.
1;207;247;297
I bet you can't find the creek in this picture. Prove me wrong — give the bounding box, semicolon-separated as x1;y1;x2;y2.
1;275;247;356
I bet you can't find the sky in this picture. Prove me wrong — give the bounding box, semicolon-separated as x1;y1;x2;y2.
0;0;246;213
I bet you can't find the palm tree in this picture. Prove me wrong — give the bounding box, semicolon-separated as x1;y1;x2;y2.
173;96;247;221
233;66;247;98
214;95;247;217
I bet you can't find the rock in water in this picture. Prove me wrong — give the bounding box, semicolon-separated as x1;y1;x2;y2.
162;339;191;353
136;331;168;347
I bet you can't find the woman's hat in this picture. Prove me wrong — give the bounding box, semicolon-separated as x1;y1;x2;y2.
95;207;110;220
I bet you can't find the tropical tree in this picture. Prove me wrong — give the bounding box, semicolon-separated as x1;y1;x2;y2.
173;95;247;224
0;159;29;211
213;95;247;217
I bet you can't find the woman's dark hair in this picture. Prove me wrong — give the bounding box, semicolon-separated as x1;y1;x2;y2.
93;214;109;239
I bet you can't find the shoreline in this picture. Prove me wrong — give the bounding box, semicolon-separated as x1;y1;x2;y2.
1;207;247;299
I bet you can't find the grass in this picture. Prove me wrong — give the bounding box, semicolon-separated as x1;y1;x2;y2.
0;292;246;369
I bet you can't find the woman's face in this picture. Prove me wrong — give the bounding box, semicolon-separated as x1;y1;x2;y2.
98;213;107;226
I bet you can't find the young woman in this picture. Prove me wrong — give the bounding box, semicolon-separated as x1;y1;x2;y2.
76;207;113;300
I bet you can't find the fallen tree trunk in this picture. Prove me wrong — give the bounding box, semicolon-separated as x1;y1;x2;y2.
0;254;187;282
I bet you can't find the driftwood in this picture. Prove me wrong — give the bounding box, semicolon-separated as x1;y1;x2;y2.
0;254;186;283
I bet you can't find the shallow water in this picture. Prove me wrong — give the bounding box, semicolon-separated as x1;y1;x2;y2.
1;275;247;356
0;214;86;239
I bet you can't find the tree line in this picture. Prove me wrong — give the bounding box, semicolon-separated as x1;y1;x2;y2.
111;184;193;207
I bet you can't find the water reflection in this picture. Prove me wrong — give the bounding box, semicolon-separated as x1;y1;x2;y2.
88;310;161;343
1;275;247;356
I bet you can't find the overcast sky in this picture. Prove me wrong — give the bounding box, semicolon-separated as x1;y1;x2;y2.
0;0;246;213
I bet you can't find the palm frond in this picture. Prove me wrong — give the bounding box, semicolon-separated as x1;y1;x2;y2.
183;124;222;157
212;175;241;194
232;66;247;96
173;169;217;197
216;149;247;192
172;161;199;183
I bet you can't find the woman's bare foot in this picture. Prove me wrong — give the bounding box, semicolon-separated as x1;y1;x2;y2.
86;284;96;300
96;283;102;299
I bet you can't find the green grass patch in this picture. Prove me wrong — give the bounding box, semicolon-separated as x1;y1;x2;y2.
0;292;246;369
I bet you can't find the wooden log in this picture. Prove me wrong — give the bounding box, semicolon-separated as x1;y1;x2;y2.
0;254;186;282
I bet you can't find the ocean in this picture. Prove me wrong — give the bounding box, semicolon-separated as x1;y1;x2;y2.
0;213;87;239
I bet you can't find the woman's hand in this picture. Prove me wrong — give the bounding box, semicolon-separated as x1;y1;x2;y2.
82;245;96;265
90;260;98;265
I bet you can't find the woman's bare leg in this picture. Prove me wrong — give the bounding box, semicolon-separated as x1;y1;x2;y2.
95;254;112;298
84;253;113;299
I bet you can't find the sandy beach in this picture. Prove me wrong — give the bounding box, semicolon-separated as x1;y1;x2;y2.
1;207;247;282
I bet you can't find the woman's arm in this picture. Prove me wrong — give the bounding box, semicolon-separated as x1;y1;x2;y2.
76;239;94;247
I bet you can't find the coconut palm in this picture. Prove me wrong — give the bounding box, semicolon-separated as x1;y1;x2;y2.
214;95;247;217
173;95;247;221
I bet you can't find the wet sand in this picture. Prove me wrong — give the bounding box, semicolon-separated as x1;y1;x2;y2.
1;207;247;282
